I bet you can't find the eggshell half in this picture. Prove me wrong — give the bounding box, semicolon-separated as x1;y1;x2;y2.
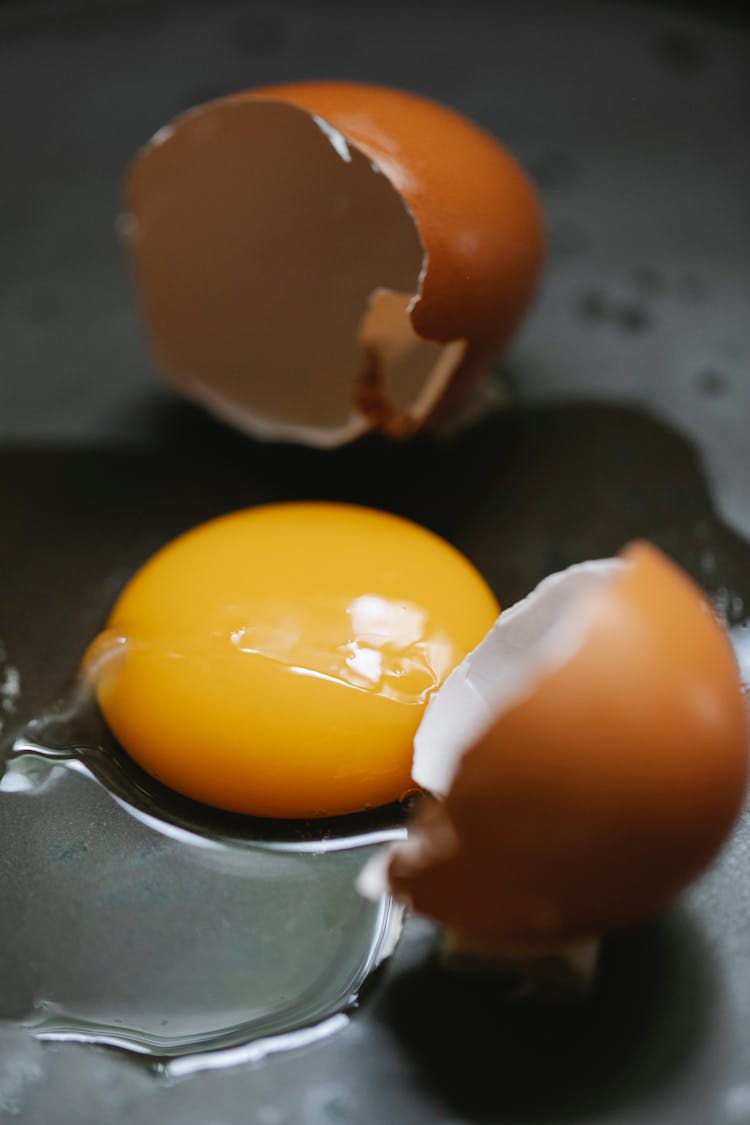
124;82;543;445
380;543;749;952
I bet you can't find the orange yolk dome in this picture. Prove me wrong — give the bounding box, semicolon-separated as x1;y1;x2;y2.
89;502;498;818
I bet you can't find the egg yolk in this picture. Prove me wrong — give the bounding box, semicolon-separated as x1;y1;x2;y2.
89;502;498;818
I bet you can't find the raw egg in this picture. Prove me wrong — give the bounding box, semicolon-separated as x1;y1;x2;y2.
123;81;543;446
371;543;749;954
88;502;498;818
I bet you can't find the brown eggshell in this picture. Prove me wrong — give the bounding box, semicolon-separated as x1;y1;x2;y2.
124;82;543;444
387;543;749;951
252;81;545;418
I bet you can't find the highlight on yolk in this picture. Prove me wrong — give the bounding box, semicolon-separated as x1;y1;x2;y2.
87;502;499;818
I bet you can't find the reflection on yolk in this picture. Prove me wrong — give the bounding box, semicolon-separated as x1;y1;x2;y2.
226;593;453;703
88;502;499;818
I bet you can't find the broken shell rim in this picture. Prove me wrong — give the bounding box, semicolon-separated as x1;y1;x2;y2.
412;556;626;797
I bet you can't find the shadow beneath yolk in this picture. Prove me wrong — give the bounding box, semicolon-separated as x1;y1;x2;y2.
373;908;718;1122
6;680;408;847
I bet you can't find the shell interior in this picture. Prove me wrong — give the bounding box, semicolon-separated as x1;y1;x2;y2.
125;98;465;445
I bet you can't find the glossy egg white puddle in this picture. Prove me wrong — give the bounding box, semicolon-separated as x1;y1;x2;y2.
0;684;403;1076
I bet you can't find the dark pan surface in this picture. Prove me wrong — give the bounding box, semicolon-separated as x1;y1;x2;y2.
1;2;749;1123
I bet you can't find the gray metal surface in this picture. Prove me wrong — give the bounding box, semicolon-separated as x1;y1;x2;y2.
1;2;749;1123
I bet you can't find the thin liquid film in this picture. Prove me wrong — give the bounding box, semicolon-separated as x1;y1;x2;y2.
0;682;404;1071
